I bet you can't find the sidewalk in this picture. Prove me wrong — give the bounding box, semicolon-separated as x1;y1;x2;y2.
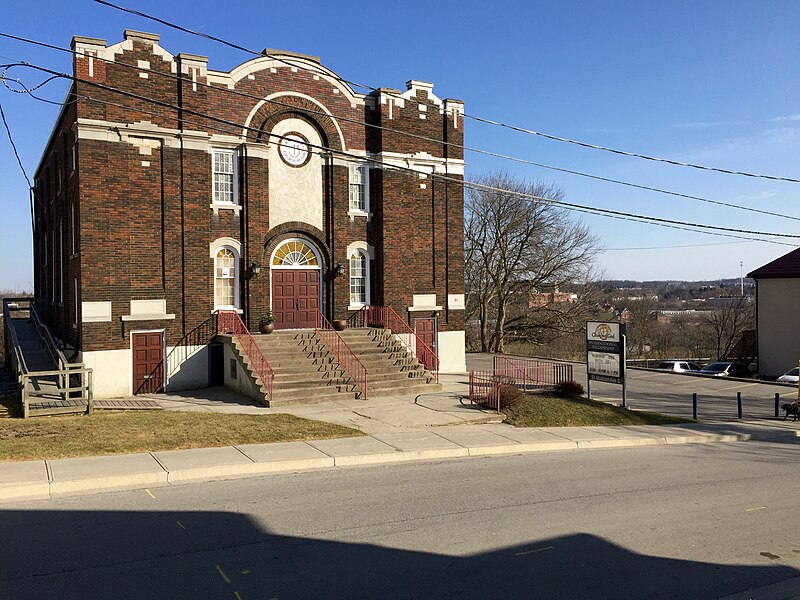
2;419;798;503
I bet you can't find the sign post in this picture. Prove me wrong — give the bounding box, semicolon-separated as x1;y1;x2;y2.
586;321;627;407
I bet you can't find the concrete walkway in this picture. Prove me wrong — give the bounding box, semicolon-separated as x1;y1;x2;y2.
3;371;799;503
1;419;798;503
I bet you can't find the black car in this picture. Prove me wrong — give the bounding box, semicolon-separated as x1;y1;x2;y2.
697;362;751;378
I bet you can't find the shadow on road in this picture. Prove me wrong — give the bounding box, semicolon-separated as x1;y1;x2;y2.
2;508;797;599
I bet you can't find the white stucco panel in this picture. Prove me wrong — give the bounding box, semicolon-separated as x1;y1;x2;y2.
437;330;466;374
268;118;324;231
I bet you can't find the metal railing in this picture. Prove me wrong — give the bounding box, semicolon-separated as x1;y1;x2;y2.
493;356;573;392
314;308;368;399
469;357;574;413
216;310;275;402
469;370;501;414
364;305;440;382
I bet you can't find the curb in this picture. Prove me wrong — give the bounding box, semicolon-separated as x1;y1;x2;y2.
1;429;797;503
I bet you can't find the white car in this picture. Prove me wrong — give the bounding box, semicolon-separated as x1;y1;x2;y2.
777;367;799;383
656;360;702;373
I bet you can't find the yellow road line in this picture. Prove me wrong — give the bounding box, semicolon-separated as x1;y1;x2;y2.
144;488;156;499
176;521;186;529
216;565;231;584
234;592;243;600
515;545;554;556
746;506;767;512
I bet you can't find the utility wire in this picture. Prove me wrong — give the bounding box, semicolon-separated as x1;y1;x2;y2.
91;0;800;184
3;60;797;247
0;97;31;187
1;32;797;224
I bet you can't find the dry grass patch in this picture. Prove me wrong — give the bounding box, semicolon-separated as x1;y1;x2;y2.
504;394;691;428
0;409;362;462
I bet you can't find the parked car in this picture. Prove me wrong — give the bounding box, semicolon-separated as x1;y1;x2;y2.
777;367;799;384
698;362;751;378
656;360;703;373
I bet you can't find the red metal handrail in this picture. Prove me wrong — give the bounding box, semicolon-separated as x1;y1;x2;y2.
364;306;439;382
493;356;573;391
314;308;369;399
469;370;501;414
216;310;275;402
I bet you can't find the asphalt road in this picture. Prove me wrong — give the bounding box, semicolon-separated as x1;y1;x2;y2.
2;440;799;599
467;353;797;420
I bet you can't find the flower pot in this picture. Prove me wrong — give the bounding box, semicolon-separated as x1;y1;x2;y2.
332;319;347;331
259;322;275;334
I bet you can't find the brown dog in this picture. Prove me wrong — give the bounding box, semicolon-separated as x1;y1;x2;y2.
781;402;800;421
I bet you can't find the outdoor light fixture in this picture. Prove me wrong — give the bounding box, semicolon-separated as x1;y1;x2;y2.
245;261;261;280
335;262;345;277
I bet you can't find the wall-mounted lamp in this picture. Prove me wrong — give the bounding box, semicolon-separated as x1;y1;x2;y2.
245;261;261;280
334;262;345;278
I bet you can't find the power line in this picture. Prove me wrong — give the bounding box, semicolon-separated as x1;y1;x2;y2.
0;97;31;187
2;31;798;224
91;0;800;185
3;60;798;248
603;240;754;251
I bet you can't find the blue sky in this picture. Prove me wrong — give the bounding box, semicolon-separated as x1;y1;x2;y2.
2;0;800;289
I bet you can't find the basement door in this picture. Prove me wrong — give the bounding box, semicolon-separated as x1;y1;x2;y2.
132;330;165;394
414;318;437;371
272;269;320;329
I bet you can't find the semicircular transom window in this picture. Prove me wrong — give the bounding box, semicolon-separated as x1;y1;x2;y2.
272;240;319;267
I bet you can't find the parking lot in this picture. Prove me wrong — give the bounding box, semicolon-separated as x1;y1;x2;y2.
466;353;797;421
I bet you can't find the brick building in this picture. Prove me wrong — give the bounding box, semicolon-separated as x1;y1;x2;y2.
33;30;466;397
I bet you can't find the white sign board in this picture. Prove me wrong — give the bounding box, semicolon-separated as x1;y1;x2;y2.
587;351;621;379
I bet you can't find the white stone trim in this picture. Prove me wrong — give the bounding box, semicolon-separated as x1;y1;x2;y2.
212;242;242;311
209;237;242;258
402;80;443;108
375;151;465;176
212;55;364;104
242;91;347;151
82;301;112;323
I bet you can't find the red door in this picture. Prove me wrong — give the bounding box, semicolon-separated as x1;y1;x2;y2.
132;331;164;394
272;269;320;329
414;318;437;370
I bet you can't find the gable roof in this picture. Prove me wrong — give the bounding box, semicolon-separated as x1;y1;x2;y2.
748;247;800;279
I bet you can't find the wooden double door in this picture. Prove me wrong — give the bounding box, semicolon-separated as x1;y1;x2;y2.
272;269;321;329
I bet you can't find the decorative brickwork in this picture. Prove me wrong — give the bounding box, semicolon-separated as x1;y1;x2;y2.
33;30;466;393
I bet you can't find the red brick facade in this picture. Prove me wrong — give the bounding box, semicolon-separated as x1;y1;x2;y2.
33;30;465;387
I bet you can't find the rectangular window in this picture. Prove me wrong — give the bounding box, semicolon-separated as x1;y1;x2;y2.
349;165;367;212
214;248;237;308
212;149;236;204
57;169;62;195
230;358;237;380
71;144;76;173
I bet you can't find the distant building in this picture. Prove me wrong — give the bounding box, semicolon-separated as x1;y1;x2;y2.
529;289;578;308
748;249;800;377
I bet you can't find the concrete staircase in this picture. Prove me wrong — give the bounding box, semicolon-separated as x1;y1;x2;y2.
335;327;440;397
225;327;439;407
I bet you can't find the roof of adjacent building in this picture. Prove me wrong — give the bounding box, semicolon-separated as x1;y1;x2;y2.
748;247;800;279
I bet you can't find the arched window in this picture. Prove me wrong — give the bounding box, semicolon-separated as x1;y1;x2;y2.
214;247;239;309
349;250;369;306
272;239;320;267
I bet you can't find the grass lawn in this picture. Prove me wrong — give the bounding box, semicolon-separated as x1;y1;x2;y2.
504;394;692;428
0;400;362;462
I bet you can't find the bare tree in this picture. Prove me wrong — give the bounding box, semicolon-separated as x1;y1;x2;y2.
698;297;755;360
464;172;601;353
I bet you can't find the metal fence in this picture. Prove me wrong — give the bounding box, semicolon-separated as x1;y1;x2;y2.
469;356;575;412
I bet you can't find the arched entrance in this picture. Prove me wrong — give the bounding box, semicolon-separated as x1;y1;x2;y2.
270;239;322;329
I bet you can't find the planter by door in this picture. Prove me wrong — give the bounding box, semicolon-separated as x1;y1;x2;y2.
259;323;275;334
332;319;347;331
